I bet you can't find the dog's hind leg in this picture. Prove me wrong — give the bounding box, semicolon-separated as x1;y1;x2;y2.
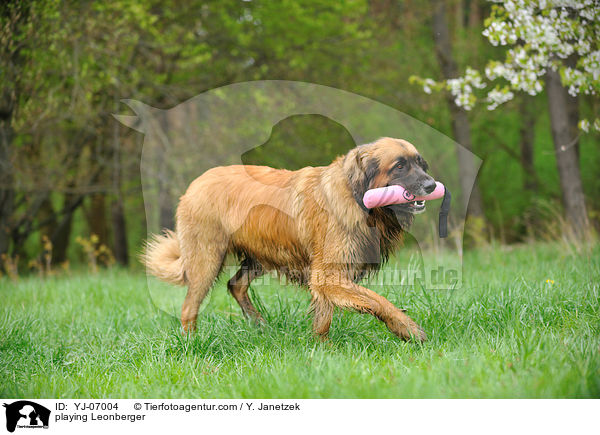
179;225;228;333
227;258;265;322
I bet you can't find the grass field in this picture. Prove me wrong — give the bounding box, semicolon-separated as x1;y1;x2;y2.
1;241;599;398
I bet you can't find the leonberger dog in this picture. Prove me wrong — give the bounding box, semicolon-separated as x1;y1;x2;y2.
143;137;436;342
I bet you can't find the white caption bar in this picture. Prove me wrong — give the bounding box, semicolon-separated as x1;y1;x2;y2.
1;399;596;434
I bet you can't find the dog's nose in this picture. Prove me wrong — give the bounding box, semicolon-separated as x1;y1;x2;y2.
423;180;436;194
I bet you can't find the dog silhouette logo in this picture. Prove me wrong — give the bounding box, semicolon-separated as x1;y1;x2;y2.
3;401;50;432
402;189;415;201
116;80;479;294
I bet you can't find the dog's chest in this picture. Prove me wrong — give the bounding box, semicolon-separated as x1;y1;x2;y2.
324;220;385;267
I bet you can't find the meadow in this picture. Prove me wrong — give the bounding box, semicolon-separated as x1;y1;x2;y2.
1;241;599;398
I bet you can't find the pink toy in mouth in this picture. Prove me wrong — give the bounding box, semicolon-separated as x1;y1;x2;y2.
363;181;446;209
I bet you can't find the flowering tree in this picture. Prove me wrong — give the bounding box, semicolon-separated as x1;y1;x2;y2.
413;0;598;235
413;0;599;129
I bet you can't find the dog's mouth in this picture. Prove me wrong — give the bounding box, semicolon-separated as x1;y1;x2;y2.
389;199;426;214
405;199;426;214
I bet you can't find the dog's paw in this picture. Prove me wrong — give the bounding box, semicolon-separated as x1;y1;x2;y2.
408;325;428;343
391;317;427;343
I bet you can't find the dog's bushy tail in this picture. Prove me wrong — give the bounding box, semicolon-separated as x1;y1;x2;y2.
141;230;185;286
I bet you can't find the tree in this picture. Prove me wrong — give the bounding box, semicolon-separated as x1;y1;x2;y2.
431;0;486;221
0;2;30;262
412;0;599;236
1;0;376;269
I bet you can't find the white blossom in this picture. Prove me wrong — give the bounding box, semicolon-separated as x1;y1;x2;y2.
579;119;590;132
422;78;436;94
412;0;599;129
487;87;515;110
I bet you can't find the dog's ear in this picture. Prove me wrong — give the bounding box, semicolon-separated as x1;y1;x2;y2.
344;146;379;211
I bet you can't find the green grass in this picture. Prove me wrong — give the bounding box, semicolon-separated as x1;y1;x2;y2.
1;241;599;398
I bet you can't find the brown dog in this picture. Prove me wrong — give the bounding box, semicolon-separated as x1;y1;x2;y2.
143;137;436;341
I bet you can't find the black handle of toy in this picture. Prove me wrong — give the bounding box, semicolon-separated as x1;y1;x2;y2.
438;187;451;238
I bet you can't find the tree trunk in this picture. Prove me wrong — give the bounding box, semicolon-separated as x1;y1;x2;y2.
111;198;129;266
468;0;482;29
50;193;83;264
158;115;174;230
454;0;464;30
0;3;26;261
88;193;109;246
0;109;14;259
432;0;485;219
51;210;74;264
518;97;538;192
546;67;589;236
111;100;129;266
158;157;174;230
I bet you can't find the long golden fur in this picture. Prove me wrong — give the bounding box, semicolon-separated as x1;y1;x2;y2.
143;137;437;341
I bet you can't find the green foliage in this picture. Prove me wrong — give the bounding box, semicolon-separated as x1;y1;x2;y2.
1;0;599;266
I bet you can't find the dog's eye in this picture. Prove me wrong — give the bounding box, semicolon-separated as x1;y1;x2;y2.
397;158;407;169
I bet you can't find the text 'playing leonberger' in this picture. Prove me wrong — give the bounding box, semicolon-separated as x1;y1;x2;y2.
143;137;437;342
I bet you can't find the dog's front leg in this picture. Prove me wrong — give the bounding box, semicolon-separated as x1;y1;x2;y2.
310;293;334;340
310;267;427;342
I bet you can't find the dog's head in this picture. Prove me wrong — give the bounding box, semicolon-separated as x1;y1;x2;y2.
344;137;436;214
